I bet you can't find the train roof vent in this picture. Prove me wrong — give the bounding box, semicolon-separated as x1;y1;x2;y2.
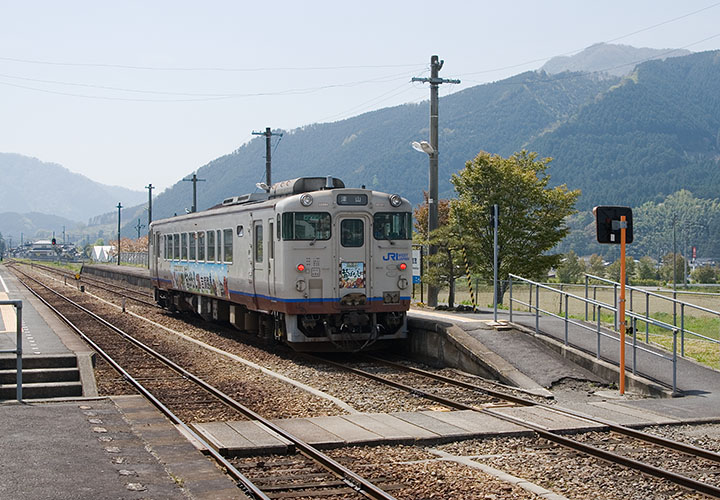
221;193;269;206
269;177;345;198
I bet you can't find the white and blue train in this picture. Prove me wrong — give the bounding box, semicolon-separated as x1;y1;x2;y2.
148;177;412;351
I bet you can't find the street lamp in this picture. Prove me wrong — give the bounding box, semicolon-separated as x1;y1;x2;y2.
412;140;438;307
411;141;435;156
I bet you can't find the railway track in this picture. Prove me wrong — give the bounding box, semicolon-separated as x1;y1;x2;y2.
309;354;720;498
11;266;401;500
19;261;156;307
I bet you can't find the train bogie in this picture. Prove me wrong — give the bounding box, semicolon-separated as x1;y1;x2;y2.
149;177;412;351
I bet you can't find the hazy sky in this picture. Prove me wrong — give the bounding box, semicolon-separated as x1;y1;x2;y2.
2;1;719;194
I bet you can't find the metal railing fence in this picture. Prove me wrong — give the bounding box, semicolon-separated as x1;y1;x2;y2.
0;300;23;401
584;274;720;357
508;274;680;392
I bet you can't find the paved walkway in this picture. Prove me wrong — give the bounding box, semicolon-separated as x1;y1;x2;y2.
410;306;720;421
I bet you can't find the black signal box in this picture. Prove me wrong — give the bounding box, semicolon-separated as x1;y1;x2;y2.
594;206;633;244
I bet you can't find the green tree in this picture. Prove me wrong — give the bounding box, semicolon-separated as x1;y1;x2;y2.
605;256;635;283
451;151;580;302
587;254;605;278
636;256;660;281
660;252;686;284
556;250;585;283
414;194;465;307
691;264;717;284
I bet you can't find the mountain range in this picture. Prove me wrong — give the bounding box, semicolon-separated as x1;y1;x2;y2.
2;43;719;260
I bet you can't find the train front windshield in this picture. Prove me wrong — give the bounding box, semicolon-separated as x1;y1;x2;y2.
373;212;412;240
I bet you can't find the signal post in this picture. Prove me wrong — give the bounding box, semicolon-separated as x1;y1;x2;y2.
594;206;633;395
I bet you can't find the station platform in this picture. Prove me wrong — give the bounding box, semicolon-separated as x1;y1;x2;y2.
409;307;720;423
0;265;247;499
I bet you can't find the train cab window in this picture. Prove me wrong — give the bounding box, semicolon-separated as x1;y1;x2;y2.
173;234;180;260
254;223;264;262
189;233;197;261
198;231;205;261
181;233;188;260
207;230;215;262
373;212;413;240
281;212;331;240
276;214;281;240
223;228;233;263
341;219;364;247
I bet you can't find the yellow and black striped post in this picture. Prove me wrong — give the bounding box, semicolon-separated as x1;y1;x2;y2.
462;247;476;312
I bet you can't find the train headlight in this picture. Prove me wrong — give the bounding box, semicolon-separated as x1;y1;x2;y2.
300;194;313;207
297;263;306;272
389;194;402;207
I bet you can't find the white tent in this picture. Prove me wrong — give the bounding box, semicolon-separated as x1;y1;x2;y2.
91;246;114;263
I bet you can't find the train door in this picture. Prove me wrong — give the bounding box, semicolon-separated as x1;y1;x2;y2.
252;219;266;306
268;217;276;299
337;214;371;302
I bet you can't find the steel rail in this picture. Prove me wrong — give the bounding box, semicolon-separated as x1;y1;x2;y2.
368;355;720;463
12;273;269;500
14;267;396;500
20;261;156;306
315;355;720;498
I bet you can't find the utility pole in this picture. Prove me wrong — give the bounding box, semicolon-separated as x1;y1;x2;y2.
412;55;460;307
134;219;145;239
62;226;66;244
117;202;123;266
252;127;283;189
182;173;206;213
145;183;154;229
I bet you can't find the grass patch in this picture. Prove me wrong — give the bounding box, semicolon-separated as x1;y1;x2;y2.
568;309;720;370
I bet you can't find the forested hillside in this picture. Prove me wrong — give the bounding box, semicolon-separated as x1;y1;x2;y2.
531;50;720;210
0;153;146;221
150;70;615;221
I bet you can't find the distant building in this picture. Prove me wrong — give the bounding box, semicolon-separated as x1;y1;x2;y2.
27;240;55;259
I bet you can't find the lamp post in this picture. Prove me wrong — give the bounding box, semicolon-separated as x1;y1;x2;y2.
116;202;122;266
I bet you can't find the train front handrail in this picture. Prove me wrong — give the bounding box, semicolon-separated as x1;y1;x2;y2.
0;300;23;401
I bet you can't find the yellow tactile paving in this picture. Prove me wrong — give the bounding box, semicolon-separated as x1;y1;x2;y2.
0;291;17;334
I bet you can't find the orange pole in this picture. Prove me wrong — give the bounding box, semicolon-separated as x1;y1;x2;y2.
619;215;627;395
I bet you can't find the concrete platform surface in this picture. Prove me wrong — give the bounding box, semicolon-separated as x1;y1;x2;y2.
0;395;247;500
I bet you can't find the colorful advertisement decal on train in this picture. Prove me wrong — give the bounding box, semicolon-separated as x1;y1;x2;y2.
170;262;230;299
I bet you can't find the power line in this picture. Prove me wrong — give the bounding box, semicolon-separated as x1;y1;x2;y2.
0;56;426;73
454;1;720;79
0;68;422;101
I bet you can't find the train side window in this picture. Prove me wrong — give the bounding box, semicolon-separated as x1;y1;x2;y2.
223;228;233;263
173;234;180;260
236;225;244;237
181;233;188;260
269;220;274;259
164;235;169;260
254;223;263;262
189;232;197;261
217;230;222;261
276;214;281;240
198;231;205;261
207;230;215;262
341;219;364;247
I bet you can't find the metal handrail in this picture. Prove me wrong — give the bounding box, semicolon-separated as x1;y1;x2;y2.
0;300;23;401
584;273;720;356
509;274;679;392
